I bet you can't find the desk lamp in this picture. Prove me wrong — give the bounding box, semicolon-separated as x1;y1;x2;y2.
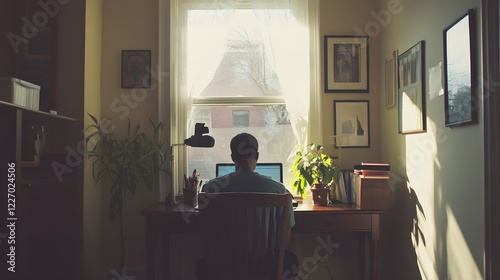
167;123;215;205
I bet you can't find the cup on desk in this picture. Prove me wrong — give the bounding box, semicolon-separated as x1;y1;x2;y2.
183;188;197;207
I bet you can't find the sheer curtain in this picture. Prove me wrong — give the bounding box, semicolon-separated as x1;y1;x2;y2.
167;0;320;199
253;0;314;151
169;2;234;199
173;3;234;143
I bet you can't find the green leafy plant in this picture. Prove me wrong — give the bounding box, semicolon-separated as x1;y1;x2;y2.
84;114;167;270
291;143;340;197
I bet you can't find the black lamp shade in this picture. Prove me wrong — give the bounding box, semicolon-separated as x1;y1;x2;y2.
184;135;215;147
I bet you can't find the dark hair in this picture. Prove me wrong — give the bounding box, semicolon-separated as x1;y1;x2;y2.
230;133;259;163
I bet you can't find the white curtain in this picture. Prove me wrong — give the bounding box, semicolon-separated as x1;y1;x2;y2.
174;0;317;144
170;2;234;200
169;0;319;197
253;0;312;150
177;3;234;131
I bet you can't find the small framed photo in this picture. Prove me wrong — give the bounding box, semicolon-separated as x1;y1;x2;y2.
384;50;398;109
333;100;370;148
121;50;151;88
443;9;477;127
324;35;369;93
398;41;426;134
24;28;51;60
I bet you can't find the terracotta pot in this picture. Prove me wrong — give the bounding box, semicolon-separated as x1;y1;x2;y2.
311;184;329;206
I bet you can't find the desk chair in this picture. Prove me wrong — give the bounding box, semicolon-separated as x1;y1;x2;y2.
198;192;292;280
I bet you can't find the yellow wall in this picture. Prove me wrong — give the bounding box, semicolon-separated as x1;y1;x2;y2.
99;0;160;273
378;0;484;279
319;0;382;168
84;0;103;279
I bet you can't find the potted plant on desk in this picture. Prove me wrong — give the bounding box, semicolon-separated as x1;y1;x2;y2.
84;114;167;271
291;143;340;205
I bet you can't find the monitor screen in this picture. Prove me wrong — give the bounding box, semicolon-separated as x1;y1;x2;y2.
216;163;283;183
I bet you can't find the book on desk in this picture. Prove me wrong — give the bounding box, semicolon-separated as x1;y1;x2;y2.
351;163;391;209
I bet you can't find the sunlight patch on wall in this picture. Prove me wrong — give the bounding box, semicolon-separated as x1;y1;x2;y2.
414;244;439;280
406;121;443;280
407;135;437;280
446;204;482;280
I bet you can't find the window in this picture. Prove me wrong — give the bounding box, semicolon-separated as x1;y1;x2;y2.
232;110;250;127
166;0;321;198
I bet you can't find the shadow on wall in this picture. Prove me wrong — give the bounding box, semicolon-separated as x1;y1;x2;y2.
380;178;425;280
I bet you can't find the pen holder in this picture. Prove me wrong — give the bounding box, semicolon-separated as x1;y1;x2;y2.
183;188;197;207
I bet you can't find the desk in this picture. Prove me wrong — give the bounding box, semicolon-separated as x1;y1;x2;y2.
141;202;382;280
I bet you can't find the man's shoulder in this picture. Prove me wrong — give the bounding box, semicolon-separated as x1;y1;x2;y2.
251;173;287;193
202;174;234;192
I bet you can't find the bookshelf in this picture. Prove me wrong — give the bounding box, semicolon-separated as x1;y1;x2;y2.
0;96;82;280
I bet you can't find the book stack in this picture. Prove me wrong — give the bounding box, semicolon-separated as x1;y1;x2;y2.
352;162;391;209
353;162;390;178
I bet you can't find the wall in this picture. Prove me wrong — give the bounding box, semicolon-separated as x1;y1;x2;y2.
56;0;85;120
0;1;13;77
320;0;382;169
84;0;103;279
377;0;484;279
99;0;160;274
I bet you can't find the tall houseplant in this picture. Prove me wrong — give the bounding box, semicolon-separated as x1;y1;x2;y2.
291;144;340;201
84;114;167;270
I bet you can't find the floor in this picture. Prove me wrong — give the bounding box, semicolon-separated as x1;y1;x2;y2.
292;233;362;280
167;232;364;280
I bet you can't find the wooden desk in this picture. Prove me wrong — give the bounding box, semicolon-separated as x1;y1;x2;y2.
141;202;382;280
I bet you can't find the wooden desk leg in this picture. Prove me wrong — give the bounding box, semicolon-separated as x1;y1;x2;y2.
370;214;380;280
145;219;158;280
369;239;379;280
359;233;366;280
162;233;170;280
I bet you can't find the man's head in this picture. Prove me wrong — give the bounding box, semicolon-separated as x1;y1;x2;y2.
230;133;259;170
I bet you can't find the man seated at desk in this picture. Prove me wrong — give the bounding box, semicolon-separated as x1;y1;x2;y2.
199;132;298;279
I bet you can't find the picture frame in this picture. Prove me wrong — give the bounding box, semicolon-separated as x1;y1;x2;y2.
324;35;369;93
333;100;370;148
384;50;398;109
24;28;51;60
398;41;426;134
443;9;477;127
121;50;151;88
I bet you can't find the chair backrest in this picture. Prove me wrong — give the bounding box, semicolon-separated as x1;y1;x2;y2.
198;192;292;280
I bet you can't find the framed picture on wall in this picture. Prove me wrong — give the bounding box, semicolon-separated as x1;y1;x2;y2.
324;35;369;93
333;100;370;148
443;9;477;127
121;50;152;88
398;41;426;134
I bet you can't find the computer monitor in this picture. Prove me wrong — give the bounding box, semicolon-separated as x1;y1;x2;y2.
215;163;283;183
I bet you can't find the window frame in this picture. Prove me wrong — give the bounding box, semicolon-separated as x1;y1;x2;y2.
161;0;322;202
